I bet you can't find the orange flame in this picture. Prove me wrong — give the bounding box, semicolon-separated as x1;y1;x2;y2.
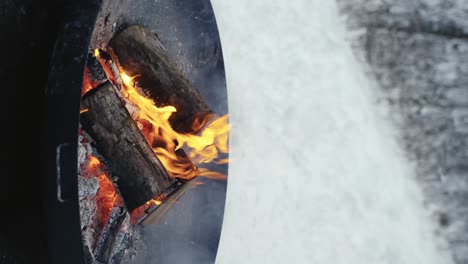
146;199;162;206
81;49;229;224
119;72;229;180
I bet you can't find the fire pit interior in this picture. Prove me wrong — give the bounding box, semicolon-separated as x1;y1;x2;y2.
45;0;228;263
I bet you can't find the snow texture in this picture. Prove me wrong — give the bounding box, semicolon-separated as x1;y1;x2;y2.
336;0;468;263
213;1;454;263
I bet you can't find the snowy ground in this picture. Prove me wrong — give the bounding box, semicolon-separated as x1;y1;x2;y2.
337;1;468;263
213;1;455;263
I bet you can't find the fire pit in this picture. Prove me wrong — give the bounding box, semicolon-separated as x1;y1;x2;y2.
43;0;228;263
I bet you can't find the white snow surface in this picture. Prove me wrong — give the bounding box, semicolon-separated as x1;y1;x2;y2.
212;1;453;263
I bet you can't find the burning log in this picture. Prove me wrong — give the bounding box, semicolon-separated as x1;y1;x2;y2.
108;25;213;133
82;53;107;95
81;81;174;211
87;52;107;85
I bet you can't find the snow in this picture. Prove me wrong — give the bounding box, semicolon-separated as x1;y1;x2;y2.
212;1;453;263
336;1;468;262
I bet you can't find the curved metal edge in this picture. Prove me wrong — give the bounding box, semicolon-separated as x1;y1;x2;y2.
204;0;230;260
42;1;102;263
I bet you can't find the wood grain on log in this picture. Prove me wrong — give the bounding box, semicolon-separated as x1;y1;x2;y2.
108;25;212;133
81;81;174;211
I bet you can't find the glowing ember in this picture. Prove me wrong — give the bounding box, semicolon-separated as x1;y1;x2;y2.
119;71;230;180
82;67;94;95
88;155;100;168
83;153;163;224
129;198;163;224
85;155;121;224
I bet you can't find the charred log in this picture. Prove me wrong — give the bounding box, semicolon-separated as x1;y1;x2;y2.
94;207;127;264
81;81;174;211
87;53;107;84
83;53;108;95
108;25;213;133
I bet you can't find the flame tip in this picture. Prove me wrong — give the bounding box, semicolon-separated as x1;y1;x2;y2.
110;64;229;181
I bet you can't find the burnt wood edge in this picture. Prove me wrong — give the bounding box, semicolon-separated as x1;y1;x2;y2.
140;179;199;226
108;25;213;134
80;81;174;212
